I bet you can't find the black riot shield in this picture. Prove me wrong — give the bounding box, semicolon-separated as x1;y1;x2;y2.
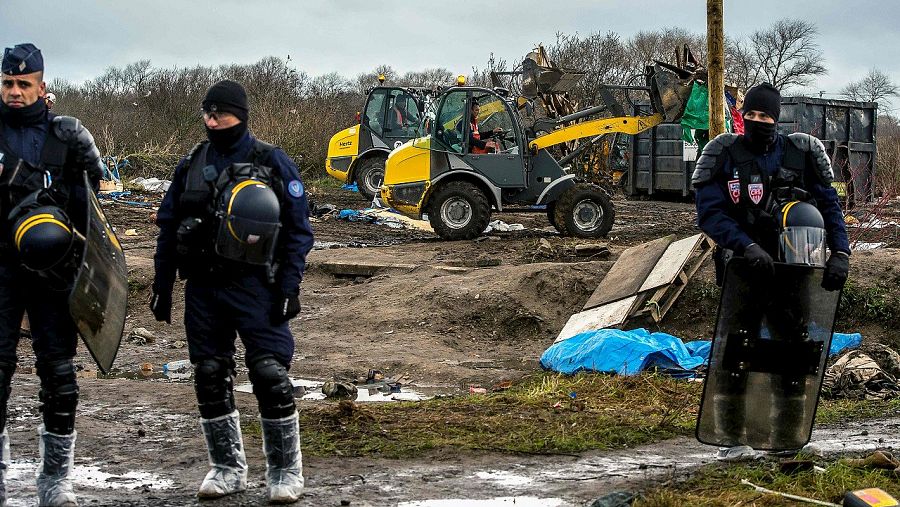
696;257;841;451
68;173;127;373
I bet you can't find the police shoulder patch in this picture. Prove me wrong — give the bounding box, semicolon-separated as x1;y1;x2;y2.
287;180;304;198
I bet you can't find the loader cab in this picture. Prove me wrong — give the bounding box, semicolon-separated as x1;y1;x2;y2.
361;86;423;151
431;87;527;187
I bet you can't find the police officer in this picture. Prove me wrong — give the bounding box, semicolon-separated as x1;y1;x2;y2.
150;80;314;503
693;83;850;449
692;82;850;289
0;43;103;506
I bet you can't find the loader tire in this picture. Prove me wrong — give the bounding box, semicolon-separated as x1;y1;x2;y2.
553;183;615;238
546;201;562;233
427;181;491;240
355;156;386;201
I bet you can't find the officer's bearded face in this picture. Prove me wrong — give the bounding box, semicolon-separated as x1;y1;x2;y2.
743;110;775;124
0;71;46;108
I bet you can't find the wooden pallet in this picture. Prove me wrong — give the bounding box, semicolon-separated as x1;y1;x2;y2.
634;234;714;322
553;233;713;343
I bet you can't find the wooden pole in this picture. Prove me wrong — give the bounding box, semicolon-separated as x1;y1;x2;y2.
707;0;726;138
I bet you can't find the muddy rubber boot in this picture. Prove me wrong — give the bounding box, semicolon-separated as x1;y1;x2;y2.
198;411;248;499
712;393;746;447
0;429;9;507
261;412;304;504
36;426;77;507
767;395;808;451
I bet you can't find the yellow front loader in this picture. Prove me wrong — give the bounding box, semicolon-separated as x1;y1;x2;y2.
380;63;696;240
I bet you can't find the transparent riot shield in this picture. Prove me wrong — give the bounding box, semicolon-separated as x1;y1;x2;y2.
68;173;127;373
696;257;841;451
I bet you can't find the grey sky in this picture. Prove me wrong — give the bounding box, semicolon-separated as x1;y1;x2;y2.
2;0;898;108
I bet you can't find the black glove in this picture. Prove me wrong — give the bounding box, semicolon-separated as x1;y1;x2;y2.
272;292;301;325
150;290;172;324
743;243;774;276
822;251;850;291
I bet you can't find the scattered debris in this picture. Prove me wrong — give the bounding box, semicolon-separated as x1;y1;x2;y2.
853;242;886;251
841;451;900;473
822;350;900;400
171;340;186;349
587;491;637;507
127;327;156;345
485;220;525;233
537;238;555;256
323;379;358;398
740;479;839;506
574;243;610;258
124;228;139;236
469;386;488;394
130;177;171;193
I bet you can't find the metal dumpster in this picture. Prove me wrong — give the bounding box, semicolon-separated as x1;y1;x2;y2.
625;97;878;206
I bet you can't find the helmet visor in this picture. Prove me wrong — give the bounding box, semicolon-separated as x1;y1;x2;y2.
779;226;826;266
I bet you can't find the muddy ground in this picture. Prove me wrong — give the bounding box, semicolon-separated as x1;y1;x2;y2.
6;186;899;505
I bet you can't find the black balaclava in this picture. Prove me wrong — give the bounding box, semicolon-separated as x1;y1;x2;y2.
206;122;248;152
202;79;250;152
0;98;47;127
742;82;781;153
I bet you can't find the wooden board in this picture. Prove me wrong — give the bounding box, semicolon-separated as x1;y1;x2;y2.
582;235;674;310
636;235;714;322
639;233;705;292
555;296;639;343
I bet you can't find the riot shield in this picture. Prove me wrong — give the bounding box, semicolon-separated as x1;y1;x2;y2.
696;257;841;451
68;173;127;373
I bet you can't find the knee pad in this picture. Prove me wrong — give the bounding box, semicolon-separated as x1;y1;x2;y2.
36;359;79;434
248;355;295;419
0;362;14;432
194;357;236;419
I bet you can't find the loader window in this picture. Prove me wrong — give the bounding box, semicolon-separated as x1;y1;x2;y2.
475;94;518;153
434;90;468;154
364;89;388;137
384;90;420;139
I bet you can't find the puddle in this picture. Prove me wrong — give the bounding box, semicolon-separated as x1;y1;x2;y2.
235;378;442;402
4;459;174;506
474;471;534;487
398;498;565;507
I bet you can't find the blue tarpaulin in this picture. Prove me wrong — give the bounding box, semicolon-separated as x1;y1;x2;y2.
342;183;359;192
540;328;863;376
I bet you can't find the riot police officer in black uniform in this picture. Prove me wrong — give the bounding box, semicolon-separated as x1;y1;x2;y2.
693;82;850;286
150;80;314;503
0;43;104;506
693;83;851;449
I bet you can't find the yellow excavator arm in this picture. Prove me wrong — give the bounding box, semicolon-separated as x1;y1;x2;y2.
528;112;664;151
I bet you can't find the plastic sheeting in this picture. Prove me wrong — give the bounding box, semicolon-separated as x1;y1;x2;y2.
540;328;708;377
540;328;863;377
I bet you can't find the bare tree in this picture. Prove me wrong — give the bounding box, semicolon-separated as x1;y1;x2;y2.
841;68;899;105
748;19;826;90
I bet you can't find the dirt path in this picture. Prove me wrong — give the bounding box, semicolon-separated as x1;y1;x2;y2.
6;369;896;507
4;187;897;505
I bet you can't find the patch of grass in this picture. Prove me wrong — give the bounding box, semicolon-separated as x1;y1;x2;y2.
127;277;150;295
293;373;900;459
816;398;900;425
298;373;700;458
839;280;900;328
636;461;900;506
305;174;344;191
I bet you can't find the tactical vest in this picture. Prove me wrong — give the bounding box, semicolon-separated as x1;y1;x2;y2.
723;139;810;254
175;140;283;274
0;120;72;249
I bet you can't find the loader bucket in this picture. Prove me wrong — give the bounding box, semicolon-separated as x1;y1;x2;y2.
647;61;695;123
521;58;586;98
